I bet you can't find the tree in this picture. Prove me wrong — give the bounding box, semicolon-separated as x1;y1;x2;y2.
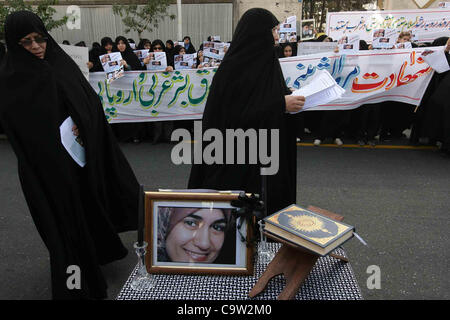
0;0;68;41
112;0;176;40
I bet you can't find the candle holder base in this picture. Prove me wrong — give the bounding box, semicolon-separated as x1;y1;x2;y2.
130;241;156;291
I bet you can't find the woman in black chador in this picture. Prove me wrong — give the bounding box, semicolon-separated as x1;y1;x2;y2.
0;11;140;300
188;8;305;215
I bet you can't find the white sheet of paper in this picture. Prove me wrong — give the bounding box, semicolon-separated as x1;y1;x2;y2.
290;70;346;112
146;52;168;71
174;53;196;70
338;34;360;53
297;42;336;56
60;117;86;167
421;47;450;73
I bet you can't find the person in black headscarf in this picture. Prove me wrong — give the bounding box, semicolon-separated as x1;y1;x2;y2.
137;38;151;50
87;37;114;72
110;36;146;142
0;11;140;299
183;36;196;54
113;36;144;71
187;8;305;216
411;37;450;154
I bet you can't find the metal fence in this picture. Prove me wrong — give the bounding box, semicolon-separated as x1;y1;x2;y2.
49;3;233;48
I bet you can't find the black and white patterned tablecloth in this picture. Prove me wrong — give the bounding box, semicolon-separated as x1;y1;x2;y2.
116;243;363;300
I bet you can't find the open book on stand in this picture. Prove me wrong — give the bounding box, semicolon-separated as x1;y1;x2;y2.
263;204;354;256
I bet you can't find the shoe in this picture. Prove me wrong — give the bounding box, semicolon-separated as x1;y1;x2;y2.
133;138;140;143
313;139;321;146
368;139;377;147
296;138;301;142
357;139;366;146
334;138;343;146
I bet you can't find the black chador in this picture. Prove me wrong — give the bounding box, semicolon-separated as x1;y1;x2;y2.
188;8;297;215
0;11;140;299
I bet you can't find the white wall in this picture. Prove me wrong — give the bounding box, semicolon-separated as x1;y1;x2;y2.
49;3;233;48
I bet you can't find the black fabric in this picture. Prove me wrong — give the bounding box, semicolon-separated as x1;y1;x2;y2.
410;37;450;149
188;8;297;216
0;41;5;61
0;11;140;299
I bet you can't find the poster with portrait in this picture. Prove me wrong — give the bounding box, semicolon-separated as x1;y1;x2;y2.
203;41;228;60
174;53;196;70
372;28;397;49
145;192;254;275
300;19;316;41
133;49;150;64
338;34;360;53
145;52;168;71
99;52;124;83
279;15;297;44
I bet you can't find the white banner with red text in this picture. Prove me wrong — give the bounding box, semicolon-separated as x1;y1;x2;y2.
89;48;435;123
326;8;450;44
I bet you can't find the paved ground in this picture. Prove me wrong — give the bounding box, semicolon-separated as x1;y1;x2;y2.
0;137;449;300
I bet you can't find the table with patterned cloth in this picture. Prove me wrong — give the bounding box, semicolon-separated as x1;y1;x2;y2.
116;242;363;300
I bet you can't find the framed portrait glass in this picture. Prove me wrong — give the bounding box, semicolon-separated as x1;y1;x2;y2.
301;19;316;41
145;192;254;275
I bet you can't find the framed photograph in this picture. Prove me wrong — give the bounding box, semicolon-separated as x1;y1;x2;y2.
145;192;254;275
301;19;316;41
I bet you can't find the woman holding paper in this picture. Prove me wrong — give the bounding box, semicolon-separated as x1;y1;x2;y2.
113;36;145;71
0;11;140;299
188;8;305;216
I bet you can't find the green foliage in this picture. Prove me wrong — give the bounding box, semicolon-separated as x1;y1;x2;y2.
112;0;176;39
0;0;68;41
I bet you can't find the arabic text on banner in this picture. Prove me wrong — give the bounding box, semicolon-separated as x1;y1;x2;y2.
326;8;450;44
89;49;435;123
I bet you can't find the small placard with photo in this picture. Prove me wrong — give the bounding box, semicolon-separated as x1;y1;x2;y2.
338;34;360;53
279;15;297;43
99;52;124;83
300;19;315;41
174;53;196;70
372;28;397;49
146;52;168;71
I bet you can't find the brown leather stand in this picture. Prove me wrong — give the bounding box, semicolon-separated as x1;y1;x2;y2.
249;206;349;300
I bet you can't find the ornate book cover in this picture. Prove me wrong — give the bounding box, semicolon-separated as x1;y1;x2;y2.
264;204;354;250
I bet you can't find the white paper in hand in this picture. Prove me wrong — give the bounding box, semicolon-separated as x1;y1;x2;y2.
60;117;86;167
421;47;450;74
290;69;345;113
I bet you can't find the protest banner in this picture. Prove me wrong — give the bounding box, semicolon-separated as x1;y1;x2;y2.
89;49;435;123
60;44;89;80
326;8;450;44
280;48;434;111
90;68;215;123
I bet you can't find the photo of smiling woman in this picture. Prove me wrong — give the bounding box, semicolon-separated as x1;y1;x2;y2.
157;207;236;264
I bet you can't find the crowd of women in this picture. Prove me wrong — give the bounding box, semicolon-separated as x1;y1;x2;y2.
1;28;448;153
37;30;447;154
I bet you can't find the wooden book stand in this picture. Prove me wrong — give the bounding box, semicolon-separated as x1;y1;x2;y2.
249;205;349;300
